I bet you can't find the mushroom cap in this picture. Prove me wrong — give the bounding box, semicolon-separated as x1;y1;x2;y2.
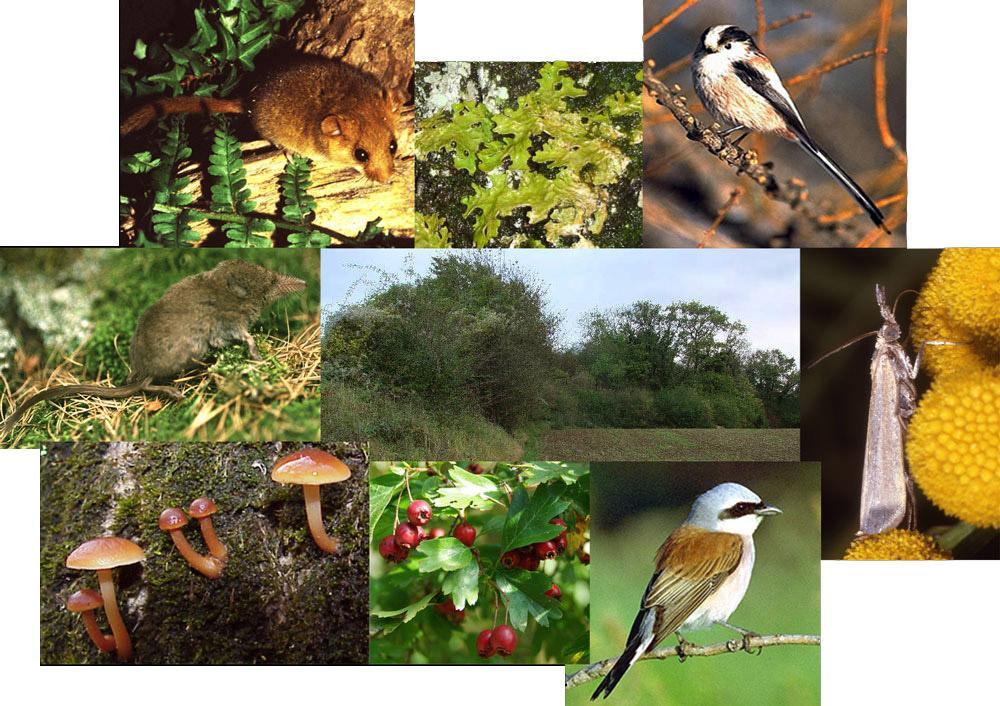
66;588;104;612
66;536;145;570
187;497;218;519
271;448;351;486
158;507;189;530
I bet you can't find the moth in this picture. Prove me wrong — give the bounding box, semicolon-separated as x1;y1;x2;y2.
811;284;955;536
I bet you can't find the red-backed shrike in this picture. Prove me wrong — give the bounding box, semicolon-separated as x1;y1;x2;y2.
591;482;781;700
691;24;887;232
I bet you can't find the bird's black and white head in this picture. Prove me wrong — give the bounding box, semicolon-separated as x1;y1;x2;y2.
685;482;781;536
695;25;760;61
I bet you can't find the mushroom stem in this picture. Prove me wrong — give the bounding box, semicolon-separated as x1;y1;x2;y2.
96;568;132;661
196;518;229;563
168;531;225;579
303;485;339;554
80;611;116;652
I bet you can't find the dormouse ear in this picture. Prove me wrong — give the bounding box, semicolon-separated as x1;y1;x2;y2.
320;114;344;136
226;275;250;299
381;87;404;115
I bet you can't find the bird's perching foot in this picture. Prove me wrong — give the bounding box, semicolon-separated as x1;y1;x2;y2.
675;632;695;663
716;620;763;655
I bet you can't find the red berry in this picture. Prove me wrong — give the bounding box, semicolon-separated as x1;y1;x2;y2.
417;526;427;543
395;522;420;549
407;499;433;525
453;522;476;547
534;541;558;561
550;518;566;530
476;629;495;658
429;527;446;539
545;583;562;601
580;552;590;565
491;624;517;656
468;462;484;475
555;534;568;553
520;554;540;571
435;598;456;615
378;535;408;562
501;551;519;569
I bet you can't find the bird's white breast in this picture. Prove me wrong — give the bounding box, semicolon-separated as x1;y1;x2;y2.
680;535;755;632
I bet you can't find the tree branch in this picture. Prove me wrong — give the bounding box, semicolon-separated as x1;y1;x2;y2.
643;63;818;224
565;633;821;689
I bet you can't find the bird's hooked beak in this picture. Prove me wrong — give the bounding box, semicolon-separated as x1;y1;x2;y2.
755;504;782;517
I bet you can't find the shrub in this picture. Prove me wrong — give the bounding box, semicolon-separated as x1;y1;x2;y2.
653;386;713;428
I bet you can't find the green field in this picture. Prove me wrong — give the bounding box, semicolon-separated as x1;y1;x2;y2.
536;428;799;462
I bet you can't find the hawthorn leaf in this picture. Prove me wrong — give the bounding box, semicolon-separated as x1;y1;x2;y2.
431;465;499;510
500;483;570;553
441;561;479;610
415;537;473;573
370;592;436;636
518;462;589;486
495;569;563;631
369;474;405;542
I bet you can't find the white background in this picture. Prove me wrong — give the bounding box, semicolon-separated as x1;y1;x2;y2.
1;0;997;703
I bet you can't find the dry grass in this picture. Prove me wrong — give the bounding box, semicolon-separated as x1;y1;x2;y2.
1;321;319;445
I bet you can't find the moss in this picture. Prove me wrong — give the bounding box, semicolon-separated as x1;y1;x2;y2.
40;442;368;664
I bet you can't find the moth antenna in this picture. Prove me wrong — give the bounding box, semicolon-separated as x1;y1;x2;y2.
807;330;879;369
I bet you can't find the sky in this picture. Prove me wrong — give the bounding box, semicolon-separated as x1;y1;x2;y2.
321;250;800;361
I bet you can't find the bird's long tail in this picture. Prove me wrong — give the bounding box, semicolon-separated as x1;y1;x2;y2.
591;609;655;700
0;378;155;437
794;133;889;233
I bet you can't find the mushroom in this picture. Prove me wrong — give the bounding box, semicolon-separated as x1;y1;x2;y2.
187;497;228;563
271;448;351;554
158;508;224;579
65;536;145;661
66;589;116;653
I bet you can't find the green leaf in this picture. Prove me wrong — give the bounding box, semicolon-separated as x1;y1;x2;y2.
369;474;405;542
495;569;563;631
518;462;589;486
500;483;569;553
370;592;436;636
415;537;473;573
432;465;499;511
441;561;479;610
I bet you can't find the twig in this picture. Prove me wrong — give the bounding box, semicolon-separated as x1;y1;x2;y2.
818;190;906;224
643;63;821;226
565;633;821;689
787;49;886;87
874;0;907;164
698;188;744;248
654;12;813;78
643;0;702;42
755;0;767;51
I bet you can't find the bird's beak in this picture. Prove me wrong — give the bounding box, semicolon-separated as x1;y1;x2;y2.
756;505;782;517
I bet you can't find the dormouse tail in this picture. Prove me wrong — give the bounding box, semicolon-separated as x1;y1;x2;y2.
0;378;155;438
120;96;244;135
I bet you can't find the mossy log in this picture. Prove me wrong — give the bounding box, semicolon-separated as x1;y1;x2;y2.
40;442;369;665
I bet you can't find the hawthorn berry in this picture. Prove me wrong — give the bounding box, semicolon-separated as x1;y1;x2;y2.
453;522;477;547
435;597;457;615
545;583;562;601
501;551;519;569
378;535;408;562
468;462;484;475
534;540;558;561
520;554;540;571
580;551;590;565
476;629;495;658
429;527;446;539
555;534;568;553
490;624;517;656
395;522;420;549
407;499;433;525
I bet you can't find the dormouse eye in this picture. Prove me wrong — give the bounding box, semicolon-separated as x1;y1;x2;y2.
389;138;397;155
354;147;369;163
725;43;732;50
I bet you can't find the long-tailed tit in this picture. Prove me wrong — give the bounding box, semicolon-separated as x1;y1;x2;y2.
692;25;888;232
591;483;781;700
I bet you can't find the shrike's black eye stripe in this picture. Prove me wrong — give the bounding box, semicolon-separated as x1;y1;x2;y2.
732;60;810;139
718;501;767;519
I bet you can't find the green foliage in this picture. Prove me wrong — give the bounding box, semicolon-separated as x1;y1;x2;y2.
653;386;713;428
370;462;590;664
120;0;337;248
416;62;641;247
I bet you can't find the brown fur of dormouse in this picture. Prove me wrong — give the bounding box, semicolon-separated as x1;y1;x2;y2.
0;260;306;437
120;57;401;182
